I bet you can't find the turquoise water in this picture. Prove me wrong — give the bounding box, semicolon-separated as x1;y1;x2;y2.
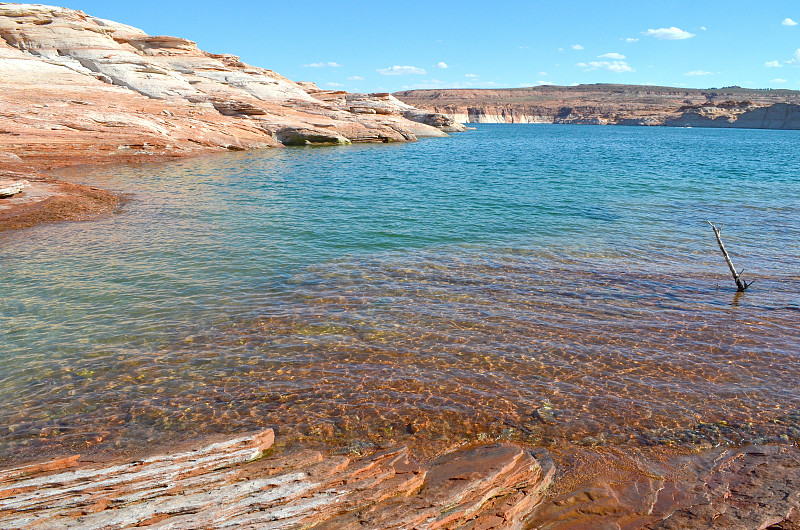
1;124;799;463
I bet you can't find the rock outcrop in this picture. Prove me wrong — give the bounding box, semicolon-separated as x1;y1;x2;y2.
2;429;799;529
395;84;800;129
0;3;460;230
666;102;800;129
526;444;800;529
0;179;27;198
0;429;554;529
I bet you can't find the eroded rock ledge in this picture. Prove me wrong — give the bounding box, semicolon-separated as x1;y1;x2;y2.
0;429;554;529
0;3;463;230
1;429;799;529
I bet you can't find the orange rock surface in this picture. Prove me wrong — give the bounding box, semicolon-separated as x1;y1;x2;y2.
1;429;798;529
0;429;554;529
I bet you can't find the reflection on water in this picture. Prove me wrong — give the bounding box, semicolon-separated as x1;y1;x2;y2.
1;125;799;464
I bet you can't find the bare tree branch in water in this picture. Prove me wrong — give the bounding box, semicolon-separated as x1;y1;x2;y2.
708;221;752;292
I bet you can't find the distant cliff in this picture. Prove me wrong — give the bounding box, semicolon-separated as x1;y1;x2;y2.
394;85;800;129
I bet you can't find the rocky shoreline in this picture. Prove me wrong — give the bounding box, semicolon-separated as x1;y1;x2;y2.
3;4;800;529
0;3;462;231
1;429;798;529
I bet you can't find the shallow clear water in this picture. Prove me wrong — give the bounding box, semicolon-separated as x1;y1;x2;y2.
1;124;799;463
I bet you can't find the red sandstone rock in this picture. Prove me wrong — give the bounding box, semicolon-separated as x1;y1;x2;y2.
528;444;800;529
0;432;553;529
651;445;800;530
2;427;799;529
0;171;120;231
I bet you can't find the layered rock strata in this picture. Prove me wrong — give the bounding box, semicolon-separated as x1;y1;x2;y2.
0;178;26;198
1;429;799;529
395;84;800;128
0;429;554;529
0;3;461;230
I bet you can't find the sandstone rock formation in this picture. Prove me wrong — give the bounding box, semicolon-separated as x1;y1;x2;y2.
0;429;554;529
2;429;798;529
666;102;800;129
529;444;800;529
395;84;800;129
0;3;461;230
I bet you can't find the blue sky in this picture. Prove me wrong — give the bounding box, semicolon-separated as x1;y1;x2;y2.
59;0;799;92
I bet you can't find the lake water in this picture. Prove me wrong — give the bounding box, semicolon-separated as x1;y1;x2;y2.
1;124;799;464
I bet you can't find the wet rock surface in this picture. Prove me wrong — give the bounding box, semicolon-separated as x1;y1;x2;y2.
651;445;800;530
0;171;119;231
530;444;800;529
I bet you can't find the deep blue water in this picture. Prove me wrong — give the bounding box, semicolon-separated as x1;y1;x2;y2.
1;124;799;463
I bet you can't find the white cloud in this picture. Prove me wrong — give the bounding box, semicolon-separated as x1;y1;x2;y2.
326;82;344;87
625;37;639;42
303;61;342;67
607;62;634;73
685;70;712;76
577;60;634;73
571;44;584;50
377;65;427;75
782;18;798;26
771;78;788;83
538;71;548;76
787;49;800;65
599;52;626;60
765;60;782;67
435;61;448;69
347;75;364;81
465;73;479;78
699;26;707;31
535;81;555;86
643;27;695;40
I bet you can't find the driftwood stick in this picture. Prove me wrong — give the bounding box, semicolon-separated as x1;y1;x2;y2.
707;221;751;292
